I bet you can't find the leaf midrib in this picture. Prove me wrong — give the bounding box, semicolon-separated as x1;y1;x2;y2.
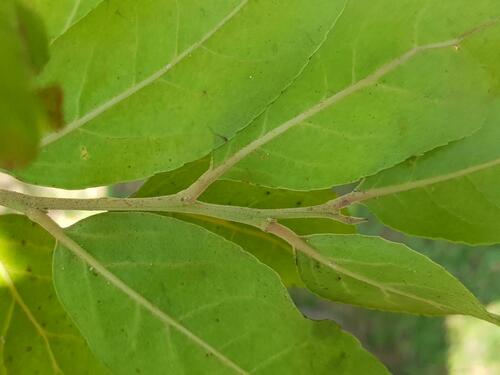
299;236;498;324
60;0;82;38
304;245;452;312
361;157;500;201
0;262;62;374
207;19;499;184
272;224;459;313
55;226;249;375
41;0;250;147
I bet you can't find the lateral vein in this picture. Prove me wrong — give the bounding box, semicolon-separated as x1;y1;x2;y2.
26;210;248;375
184;19;499;199
0;262;63;374
347;157;500;205
266;223;450;311
42;0;249;146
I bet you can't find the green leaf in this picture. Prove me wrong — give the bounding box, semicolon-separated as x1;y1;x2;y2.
21;0;103;42
13;0;349;188
53;212;388;374
212;1;500;190
0;215;109;374
135;158;355;286
360;101;500;244
133;156;212;198
0;1;54;169
192;181;355;287
297;234;499;325
14;1;49;71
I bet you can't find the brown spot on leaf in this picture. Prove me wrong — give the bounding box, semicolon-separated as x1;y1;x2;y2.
37;86;64;130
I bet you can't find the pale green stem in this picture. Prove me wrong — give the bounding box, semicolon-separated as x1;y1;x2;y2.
0;189;362;228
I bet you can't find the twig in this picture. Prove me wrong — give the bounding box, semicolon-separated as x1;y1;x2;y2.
0;189;363;228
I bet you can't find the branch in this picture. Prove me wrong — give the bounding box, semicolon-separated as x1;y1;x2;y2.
0;189;363;228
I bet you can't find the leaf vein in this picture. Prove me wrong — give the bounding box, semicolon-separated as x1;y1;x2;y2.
0;262;63;374
42;0;250;146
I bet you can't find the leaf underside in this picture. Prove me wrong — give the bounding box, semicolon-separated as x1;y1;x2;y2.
296;234;499;325
217;1;500;190
8;1;500;192
361;105;500;244
0;215;109;374
53;212;388;374
14;0;348;188
135;157;355;286
1;0;499;372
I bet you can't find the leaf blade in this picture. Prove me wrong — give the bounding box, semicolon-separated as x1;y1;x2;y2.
296;234;499;325
0;215;109;374
360;99;500;244
212;2;500;190
53;212;388;374
20;0;104;42
13;0;348;188
135;158;355;286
